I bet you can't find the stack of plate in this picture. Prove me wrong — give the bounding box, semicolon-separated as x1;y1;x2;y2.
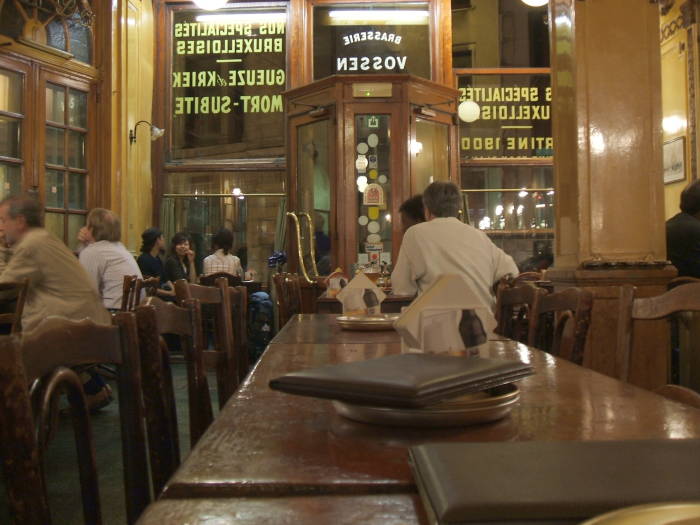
336;314;399;331
333;383;519;427
582;503;700;524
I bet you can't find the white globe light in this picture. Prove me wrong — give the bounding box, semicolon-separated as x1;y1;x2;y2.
193;0;228;10
520;0;548;6
458;100;481;123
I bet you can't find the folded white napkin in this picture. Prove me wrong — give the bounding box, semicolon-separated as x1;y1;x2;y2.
393;274;495;353
336;272;387;315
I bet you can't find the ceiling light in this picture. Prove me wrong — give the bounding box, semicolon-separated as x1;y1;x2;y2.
328;10;429;23
193;0;228;10
520;0;548;6
197;12;287;23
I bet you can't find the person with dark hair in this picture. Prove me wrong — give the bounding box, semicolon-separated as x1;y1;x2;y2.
203;228;243;276
137;227;166;282
163;232;197;284
399;194;426;232
667;179;700;277
77;208;143;310
391;181;518;311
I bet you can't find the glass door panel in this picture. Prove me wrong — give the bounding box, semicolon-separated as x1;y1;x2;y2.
355;114;391;271
411;118;449;193
296;118;333;276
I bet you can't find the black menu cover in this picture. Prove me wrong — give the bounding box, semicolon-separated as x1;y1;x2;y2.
409;439;700;525
269;353;533;408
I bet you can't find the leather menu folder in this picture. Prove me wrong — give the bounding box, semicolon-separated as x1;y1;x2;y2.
409;440;700;525
268;353;533;408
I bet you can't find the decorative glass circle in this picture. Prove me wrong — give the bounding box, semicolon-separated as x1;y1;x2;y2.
367;221;380;233
378;175;388;184
356;142;369;154
358;216;369;226
367;234;382;243
367;134;379;147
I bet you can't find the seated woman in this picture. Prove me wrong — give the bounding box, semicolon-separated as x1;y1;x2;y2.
137;227;175;298
203;228;243;277
164;232;197;285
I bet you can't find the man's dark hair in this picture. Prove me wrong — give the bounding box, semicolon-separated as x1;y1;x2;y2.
140;227;162;253
212;228;234;255
399;195;426;224
680;180;700;215
422;181;461;218
0;195;43;227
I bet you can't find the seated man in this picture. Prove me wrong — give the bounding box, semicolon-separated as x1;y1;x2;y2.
391;181;518;311
666;179;700;278
399;194;426;233
78;207;143;311
0;196;112;409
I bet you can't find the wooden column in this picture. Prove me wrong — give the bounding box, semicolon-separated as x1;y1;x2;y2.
547;0;676;390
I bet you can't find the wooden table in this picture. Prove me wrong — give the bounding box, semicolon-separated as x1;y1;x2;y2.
162;314;700;499
137;494;426;524
315;292;414;313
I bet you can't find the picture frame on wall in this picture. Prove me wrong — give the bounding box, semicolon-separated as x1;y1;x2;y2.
663;136;686;184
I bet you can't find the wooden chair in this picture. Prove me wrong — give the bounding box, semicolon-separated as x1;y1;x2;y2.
122;275;161;312
272;272;303;328
0;278;29;333
228;284;249;382
174;277;240;407
527;287;594;366
136;296;209;491
616;283;700;382
495;283;546;343
655;384;700;409
200;272;242;287
0;313;149;525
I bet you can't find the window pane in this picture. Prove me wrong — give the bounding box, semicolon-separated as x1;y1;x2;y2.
0;116;20;158
68;90;87;128
170;8;287;161
67;214;85;252
44;212;65;241
45;169;65;208
68;14;92;64
0;163;21;199
46;126;65;165
46;84;66;124
355;114;391;268
68;172;86;210
165;171;285;194
412;119;449;193
451;0;549;68
46;19;68;52
68;131;86;169
0;68;22;114
457;74;551;160
314;4;430;80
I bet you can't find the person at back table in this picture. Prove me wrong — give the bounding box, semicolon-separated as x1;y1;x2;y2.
77;208;143;311
391;181;518;311
0;195;111;330
666;179;700;278
202;228;243;277
163;231;197;284
399;194;426;233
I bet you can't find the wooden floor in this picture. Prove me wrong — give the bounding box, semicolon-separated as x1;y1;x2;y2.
0;363;215;524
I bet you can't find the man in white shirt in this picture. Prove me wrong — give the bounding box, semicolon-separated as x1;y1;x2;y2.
78;208;142;311
391;181;518;311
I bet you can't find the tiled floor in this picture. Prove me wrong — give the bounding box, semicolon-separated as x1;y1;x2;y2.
0;363;218;524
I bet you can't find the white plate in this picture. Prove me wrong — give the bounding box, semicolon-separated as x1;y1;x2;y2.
582;503;700;525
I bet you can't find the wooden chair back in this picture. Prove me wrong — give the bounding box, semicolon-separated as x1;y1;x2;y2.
616;283;700;382
272;272;303;328
495;283;546;343
0;313;149;525
0;279;29;333
122;276;161;311
528;287;594;365
136;296;209;496
174;277;239;406
200;272;242;287
228;285;249;382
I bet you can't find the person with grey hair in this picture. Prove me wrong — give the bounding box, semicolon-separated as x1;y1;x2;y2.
666;179;700;278
391;181;518;311
78;207;143;310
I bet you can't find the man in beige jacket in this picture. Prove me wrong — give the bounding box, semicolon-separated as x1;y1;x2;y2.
0;195;111;331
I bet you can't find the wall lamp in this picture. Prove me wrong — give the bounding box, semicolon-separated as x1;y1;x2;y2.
129;120;165;145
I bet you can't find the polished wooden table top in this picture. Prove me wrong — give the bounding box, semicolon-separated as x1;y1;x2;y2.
137;494;425;524
163;315;700;499
273;313;403;344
